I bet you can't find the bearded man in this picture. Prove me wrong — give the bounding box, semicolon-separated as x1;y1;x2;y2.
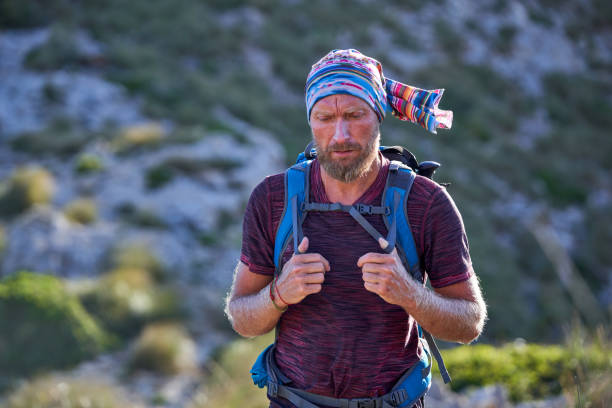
226;49;487;408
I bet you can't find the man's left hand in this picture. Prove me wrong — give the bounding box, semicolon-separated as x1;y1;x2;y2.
357;238;420;307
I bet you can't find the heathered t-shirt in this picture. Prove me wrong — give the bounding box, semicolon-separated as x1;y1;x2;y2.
241;156;473;407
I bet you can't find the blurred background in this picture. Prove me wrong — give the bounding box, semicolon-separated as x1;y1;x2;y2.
0;0;610;407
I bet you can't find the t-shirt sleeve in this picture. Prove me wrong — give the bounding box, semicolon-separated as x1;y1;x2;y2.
240;178;276;276
422;186;474;288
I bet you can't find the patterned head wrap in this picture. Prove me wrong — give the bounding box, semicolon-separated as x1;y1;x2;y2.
305;49;453;134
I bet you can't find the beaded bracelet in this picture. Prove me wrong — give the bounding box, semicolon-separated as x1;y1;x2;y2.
274;279;289;307
269;277;288;312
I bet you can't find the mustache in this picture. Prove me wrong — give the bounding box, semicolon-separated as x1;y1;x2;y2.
325;142;363;152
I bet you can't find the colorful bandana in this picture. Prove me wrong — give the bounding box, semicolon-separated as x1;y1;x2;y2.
305;49;453;134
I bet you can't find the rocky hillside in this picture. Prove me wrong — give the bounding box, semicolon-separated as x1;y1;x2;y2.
0;0;610;406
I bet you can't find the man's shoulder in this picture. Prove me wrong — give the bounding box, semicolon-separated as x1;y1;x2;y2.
410;174;447;203
249;172;286;204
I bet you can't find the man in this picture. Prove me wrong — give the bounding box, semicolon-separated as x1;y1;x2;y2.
226;49;487;408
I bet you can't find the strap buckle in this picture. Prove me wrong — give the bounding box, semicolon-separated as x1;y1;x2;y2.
267;381;278;398
350;398;376;408
357;204;372;215
389;389;407;406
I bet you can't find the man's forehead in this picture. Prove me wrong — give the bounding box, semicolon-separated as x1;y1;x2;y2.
311;94;373;112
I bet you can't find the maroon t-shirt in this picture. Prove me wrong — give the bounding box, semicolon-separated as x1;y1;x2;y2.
241;157;473;406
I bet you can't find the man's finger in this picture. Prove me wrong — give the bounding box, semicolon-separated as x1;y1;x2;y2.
362;271;381;283
378;237;389;250
295;253;330;271
361;263;390;275
303;272;325;284
363;281;380;293
357;252;393;267
296;262;327;274
298;236;309;254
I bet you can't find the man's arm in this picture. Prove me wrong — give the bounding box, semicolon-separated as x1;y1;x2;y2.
358;243;487;344
226;237;330;338
225;262;280;338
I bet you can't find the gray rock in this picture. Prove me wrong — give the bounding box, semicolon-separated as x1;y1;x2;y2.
1;206;116;278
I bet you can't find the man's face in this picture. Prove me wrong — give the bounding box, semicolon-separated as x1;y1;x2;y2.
310;94;380;183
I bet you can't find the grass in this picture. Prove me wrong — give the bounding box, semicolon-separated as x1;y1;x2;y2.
2;375;143;408
190;328;611;407
189;333;273;408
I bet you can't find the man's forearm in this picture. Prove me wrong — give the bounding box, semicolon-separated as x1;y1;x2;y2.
403;278;487;344
226;283;284;338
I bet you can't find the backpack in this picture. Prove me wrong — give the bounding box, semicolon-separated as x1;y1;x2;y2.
251;143;451;407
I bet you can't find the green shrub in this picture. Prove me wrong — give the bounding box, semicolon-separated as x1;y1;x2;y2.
145;164;174;190
10;118;91;157
80;268;181;339
0;166;55;218
111;123;165;154
0;271;112;378
2;375;143;408
437;341;612;402
0;225;6;254
188;333;273;408
116;203;168;229
109;243;166;281
75;154;105;174
63;198;98;225
24;26;81;71
127;322;198;375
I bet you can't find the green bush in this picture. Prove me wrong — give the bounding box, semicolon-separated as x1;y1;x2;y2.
0;271;112;378
24;26;82;71
145;164;174;190
109;243;166;281
10;119;91;157
437;341;612;402
127;322;198;375
75;154;105;174
63;198;98;225
188;333;273;408
2;375;143;408
0;166;55;218
110;123;165;154
80;268;182;339
116;203;168;229
0;225;6;254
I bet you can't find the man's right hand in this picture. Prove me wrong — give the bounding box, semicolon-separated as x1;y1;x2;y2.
275;236;330;306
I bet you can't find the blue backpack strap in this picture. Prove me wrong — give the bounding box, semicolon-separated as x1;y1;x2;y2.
383;161;452;384
273;160;312;276
382;161;421;281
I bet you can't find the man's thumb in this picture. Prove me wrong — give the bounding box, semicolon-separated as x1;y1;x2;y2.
378;237;389;250
298;236;309;254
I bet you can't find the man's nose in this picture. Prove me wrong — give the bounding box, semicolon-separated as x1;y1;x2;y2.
331;118;350;143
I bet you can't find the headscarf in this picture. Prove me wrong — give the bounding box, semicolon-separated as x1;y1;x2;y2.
305;49;453;134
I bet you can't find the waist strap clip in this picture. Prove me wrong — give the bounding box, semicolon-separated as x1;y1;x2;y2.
349;398;376;408
267;381;279;398
357;204;372;215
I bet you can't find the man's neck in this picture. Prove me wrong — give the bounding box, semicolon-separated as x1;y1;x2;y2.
320;154;382;205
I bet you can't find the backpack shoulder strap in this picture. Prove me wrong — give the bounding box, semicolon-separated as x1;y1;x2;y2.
383;162;452;384
273;160;312;276
382;161;422;282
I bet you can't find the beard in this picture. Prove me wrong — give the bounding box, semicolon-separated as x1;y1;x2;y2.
315;128;380;183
